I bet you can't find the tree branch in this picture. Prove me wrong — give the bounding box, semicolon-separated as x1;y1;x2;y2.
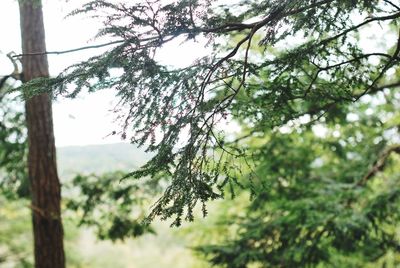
356;144;400;186
12;40;125;58
384;0;400;11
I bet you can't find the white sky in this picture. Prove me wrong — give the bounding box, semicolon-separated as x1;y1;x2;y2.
0;1;394;146
0;0;121;146
0;0;208;147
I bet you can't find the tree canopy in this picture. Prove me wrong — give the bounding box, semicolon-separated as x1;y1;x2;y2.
16;0;400;244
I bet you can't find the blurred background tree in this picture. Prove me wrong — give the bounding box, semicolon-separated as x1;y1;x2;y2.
196;88;400;267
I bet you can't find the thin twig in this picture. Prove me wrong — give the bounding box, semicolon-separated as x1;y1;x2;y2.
12;40;125;58
384;0;400;11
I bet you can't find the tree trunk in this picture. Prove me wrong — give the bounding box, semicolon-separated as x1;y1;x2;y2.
19;1;65;267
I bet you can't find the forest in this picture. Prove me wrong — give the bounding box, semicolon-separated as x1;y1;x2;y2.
1;0;400;267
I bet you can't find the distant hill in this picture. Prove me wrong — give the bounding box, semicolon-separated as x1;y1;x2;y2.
57;143;151;179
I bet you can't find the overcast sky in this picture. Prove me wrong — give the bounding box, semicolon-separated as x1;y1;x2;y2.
1;1;392;146
0;0;124;146
0;0;208;147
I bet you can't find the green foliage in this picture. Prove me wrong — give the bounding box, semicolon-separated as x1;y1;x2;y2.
66;171;160;241
17;0;400;226
194;32;400;268
0;86;28;199
11;0;400;265
0;143;208;267
197;116;400;266
0;197;33;267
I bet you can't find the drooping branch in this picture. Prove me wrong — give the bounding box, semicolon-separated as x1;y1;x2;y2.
13;0;400;225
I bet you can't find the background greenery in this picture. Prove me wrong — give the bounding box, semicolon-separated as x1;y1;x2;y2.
1;143;210;268
2;0;400;267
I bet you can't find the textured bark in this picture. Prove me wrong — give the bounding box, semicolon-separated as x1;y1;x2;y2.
19;1;66;267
